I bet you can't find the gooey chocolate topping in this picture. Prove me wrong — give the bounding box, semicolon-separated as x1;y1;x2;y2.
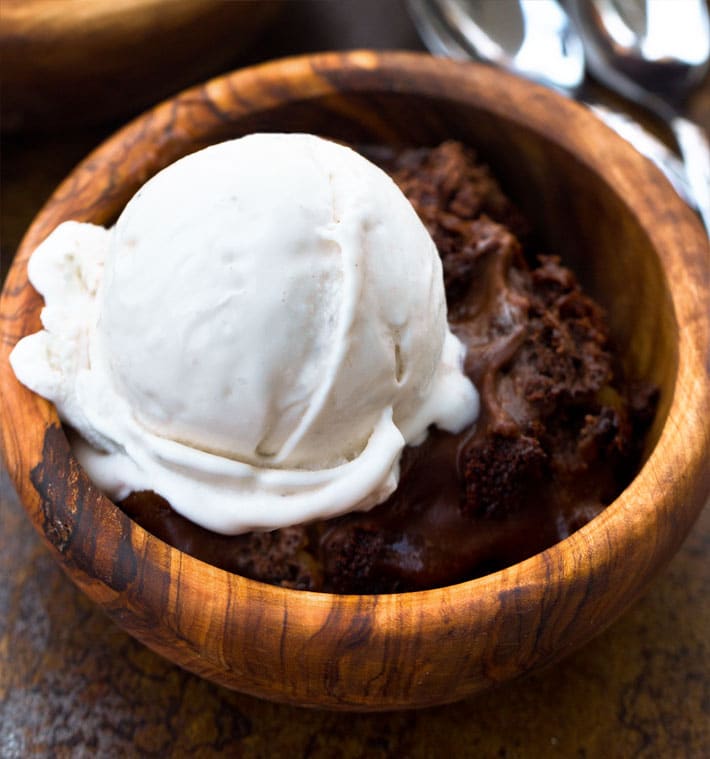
120;142;657;594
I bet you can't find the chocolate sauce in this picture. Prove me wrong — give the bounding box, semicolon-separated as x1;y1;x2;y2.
120;142;657;594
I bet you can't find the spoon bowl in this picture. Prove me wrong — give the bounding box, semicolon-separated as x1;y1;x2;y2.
575;0;710;103
569;0;710;233
408;0;585;92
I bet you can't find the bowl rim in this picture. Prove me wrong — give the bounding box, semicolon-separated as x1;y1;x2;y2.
1;50;709;708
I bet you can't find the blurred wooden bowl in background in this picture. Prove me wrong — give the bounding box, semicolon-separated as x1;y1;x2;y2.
0;0;282;132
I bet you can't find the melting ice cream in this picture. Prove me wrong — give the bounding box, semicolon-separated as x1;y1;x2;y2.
10;134;479;534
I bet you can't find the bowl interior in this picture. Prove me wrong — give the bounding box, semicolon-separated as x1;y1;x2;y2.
123;89;676;455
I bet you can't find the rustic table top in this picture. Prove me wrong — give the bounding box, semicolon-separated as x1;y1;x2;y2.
1;2;708;756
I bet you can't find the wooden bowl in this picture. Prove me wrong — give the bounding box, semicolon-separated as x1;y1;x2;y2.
0;0;281;132
1;51;708;711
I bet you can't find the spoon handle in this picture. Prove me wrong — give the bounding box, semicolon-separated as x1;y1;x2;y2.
671;117;710;235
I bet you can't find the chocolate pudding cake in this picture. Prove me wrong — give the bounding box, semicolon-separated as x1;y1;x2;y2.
120;141;657;593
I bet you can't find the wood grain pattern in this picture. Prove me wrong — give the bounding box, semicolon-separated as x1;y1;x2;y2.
0;0;282;132
0;51;708;710
2;471;707;754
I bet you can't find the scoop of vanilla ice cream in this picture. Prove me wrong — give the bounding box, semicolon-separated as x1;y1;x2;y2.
11;133;479;534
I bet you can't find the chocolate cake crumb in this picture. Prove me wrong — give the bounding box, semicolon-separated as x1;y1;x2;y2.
322;526;389;595
463;433;548;518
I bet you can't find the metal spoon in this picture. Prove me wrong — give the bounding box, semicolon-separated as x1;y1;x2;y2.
567;0;710;233
415;0;585;93
407;0;695;210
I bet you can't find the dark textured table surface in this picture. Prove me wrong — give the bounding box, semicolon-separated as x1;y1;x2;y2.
1;2;709;756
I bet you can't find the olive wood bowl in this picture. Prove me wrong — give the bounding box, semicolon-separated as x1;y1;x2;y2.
1;51;708;711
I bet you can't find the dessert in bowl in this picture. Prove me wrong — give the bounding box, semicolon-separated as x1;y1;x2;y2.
1;51;708;710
